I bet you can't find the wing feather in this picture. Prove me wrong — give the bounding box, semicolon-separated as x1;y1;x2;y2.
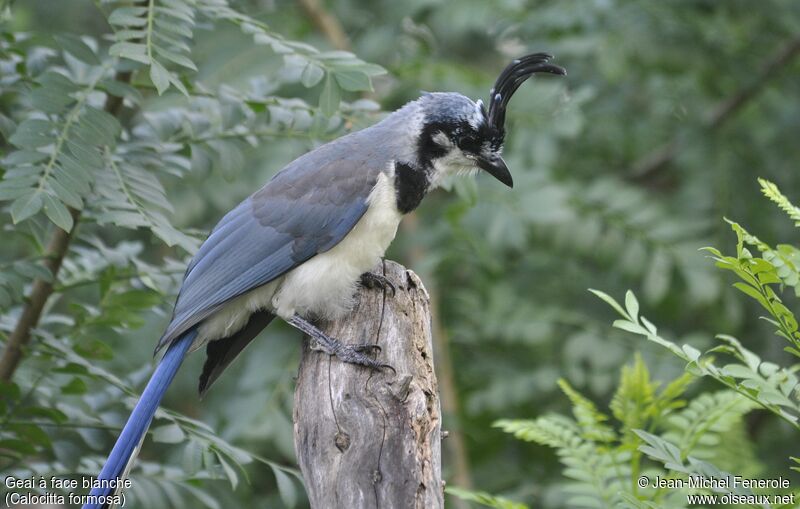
156;142;383;352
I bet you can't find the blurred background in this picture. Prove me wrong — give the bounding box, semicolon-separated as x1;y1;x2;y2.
3;0;800;507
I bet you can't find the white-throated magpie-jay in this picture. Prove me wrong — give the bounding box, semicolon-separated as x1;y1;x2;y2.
85;53;565;508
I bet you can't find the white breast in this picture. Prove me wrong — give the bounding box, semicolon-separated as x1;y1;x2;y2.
195;169;403;348
272;170;403;320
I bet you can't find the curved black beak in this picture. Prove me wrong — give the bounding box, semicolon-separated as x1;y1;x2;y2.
477;155;513;188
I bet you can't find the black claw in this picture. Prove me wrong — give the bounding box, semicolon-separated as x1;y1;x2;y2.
352;343;382;354
359;272;396;296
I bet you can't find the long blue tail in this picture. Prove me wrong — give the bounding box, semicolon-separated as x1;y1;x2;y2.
83;329;197;509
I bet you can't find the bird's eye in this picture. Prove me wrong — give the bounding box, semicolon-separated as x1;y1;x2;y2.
458;135;480;153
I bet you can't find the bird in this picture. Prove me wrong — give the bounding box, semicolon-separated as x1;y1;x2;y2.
84;53;565;508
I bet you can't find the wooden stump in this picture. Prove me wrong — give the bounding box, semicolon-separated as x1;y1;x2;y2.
293;260;443;509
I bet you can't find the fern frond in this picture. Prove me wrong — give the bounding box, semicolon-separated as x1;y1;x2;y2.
664;390;755;460
637;431;762;500
1;64;119;230
649;372;693;421
446;486;529;509
495;415;581;449
558;379;617;443
759;177;800;227
610;354;656;442
91;146;198;251
495;416;630;508
107;0;197;95
707;422;763;477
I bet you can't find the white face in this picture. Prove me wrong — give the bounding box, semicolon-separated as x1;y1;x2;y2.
427;130;481;189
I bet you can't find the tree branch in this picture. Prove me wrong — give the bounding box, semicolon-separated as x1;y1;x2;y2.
629;34;800;182
0;70;131;382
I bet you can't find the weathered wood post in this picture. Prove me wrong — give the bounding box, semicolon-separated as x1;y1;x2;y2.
293;260;443;509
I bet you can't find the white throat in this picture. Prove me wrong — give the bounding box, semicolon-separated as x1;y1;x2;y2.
428;147;480;189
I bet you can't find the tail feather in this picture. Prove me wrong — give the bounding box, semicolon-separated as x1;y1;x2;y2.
83;329;197;509
199;310;274;396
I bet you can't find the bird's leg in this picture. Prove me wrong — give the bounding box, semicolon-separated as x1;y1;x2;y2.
359;271;396;296
287;315;392;371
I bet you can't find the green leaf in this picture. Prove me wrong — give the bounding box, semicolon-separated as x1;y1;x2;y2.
54;34;99;64
3;150;49;165
108;6;148;27
589;288;629;319
218;456;239;490
333;69;372;92
446;486;529;509
624;290;639;321
10;191;43;223
152;423;186;444
9;119;53;148
612;320;648;336
154;45;197;71
150;61;171;95
61;377;88;394
79;106;122;147
319;74;340;117
42;193;73;231
273;468;298;508
300;63;324;88
732;282;770;311
101;79;144;103
110;42;151;65
29;86;76;114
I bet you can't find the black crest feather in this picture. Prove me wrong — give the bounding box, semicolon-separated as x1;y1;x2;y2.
487;53;566;137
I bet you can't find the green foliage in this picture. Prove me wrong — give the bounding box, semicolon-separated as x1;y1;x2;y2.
493;358;759;509
4;1;800;508
586;179;800;506
594;180;800;434
106;0;197;95
2;59;119;230
759;178;800;227
446;486;530;509
705;221;800;353
595;288;800;430
0;1;384;506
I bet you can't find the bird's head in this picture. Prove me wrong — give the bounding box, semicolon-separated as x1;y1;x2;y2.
415;53;565;188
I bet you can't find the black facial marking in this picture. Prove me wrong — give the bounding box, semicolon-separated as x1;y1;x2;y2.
394;162;429;214
417;121;450;167
457;133;481;154
417;117;503;168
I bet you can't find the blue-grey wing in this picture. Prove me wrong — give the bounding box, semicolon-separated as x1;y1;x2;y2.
156;148;382;352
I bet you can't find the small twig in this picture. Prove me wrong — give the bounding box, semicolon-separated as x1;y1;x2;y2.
295;0;351;51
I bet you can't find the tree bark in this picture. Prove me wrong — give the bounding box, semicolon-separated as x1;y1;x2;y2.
293;260;443;509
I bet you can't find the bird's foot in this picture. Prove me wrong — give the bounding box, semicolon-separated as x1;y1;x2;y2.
359;271;396;296
308;338;381;355
288;314;395;373
309;338;392;371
